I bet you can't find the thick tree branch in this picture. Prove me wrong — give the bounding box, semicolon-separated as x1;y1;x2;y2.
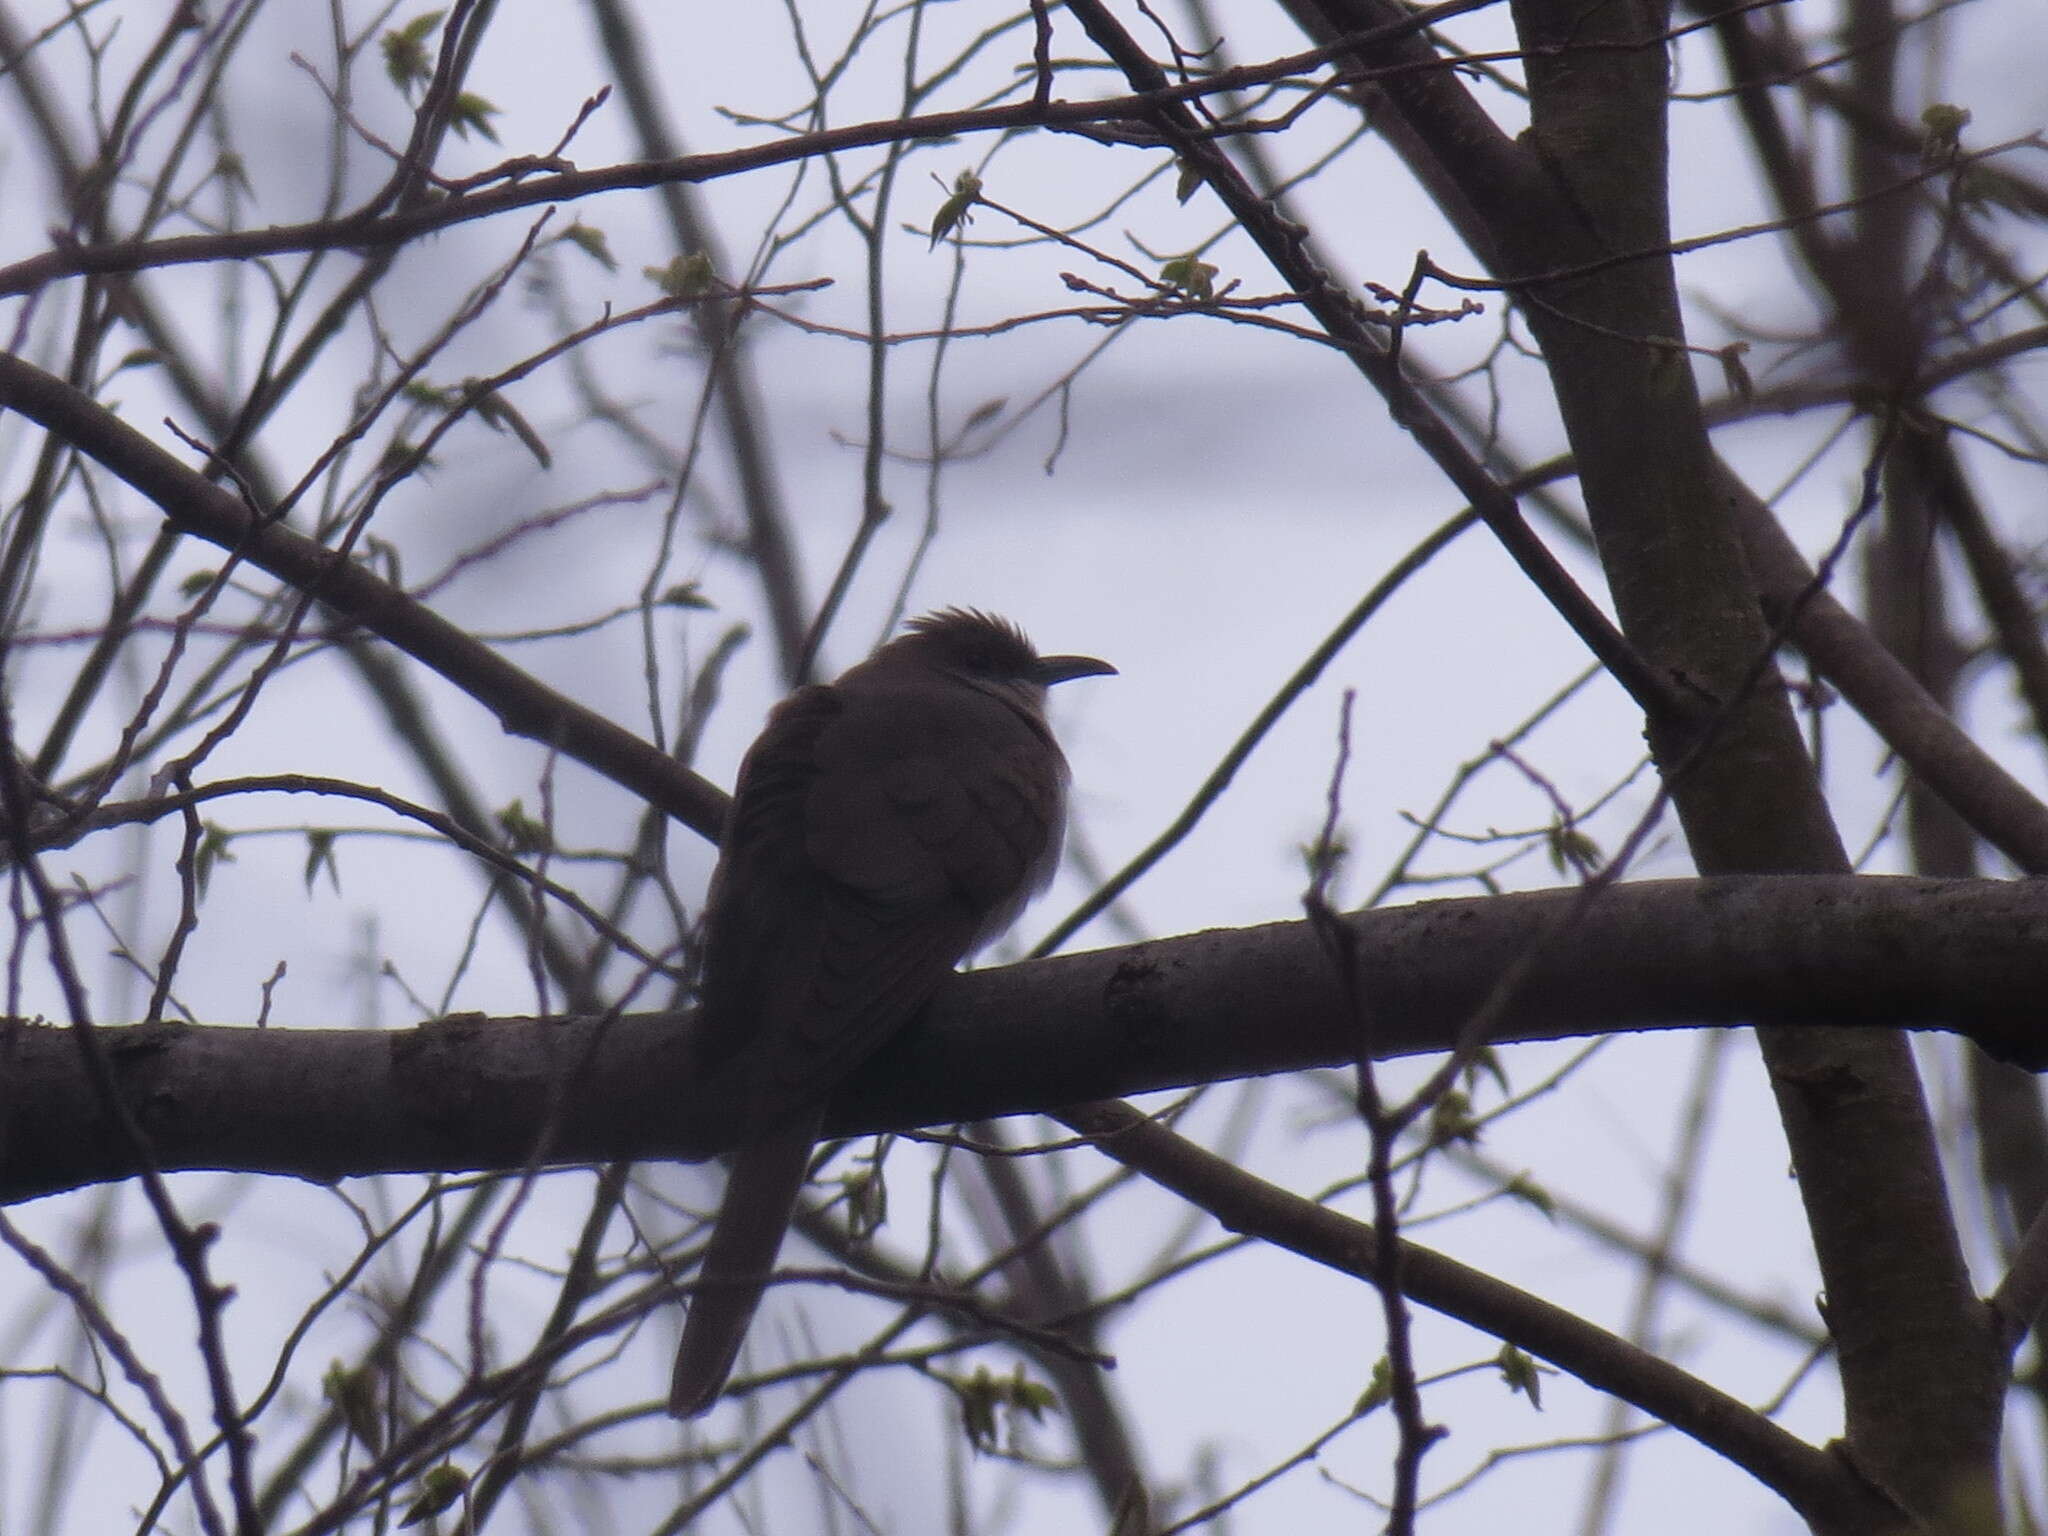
1483;0;1999;1514
1;875;2040;1204
1686;464;2048;877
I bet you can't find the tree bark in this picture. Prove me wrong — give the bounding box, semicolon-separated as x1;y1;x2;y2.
3;875;2042;1204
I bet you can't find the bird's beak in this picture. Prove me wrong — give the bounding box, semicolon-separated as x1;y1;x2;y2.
1036;653;1117;686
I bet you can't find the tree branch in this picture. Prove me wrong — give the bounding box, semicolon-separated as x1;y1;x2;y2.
2;875;2041;1204
1057;1098;1898;1533
0;350;730;843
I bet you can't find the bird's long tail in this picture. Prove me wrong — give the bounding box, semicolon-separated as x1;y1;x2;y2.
668;1110;822;1418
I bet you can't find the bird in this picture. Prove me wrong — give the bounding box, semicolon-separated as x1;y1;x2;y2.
668;607;1114;1418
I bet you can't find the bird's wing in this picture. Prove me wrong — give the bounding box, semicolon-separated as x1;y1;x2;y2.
695;679;1063;1122
807;682;1069;938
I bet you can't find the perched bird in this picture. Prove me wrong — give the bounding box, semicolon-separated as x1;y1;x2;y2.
669;608;1114;1417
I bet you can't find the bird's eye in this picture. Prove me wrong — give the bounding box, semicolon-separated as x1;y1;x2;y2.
949;639;1006;677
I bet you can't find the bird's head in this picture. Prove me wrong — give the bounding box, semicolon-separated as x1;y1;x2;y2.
897;608;1116;701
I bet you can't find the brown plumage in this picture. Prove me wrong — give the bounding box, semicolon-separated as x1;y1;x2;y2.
669;609;1113;1417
